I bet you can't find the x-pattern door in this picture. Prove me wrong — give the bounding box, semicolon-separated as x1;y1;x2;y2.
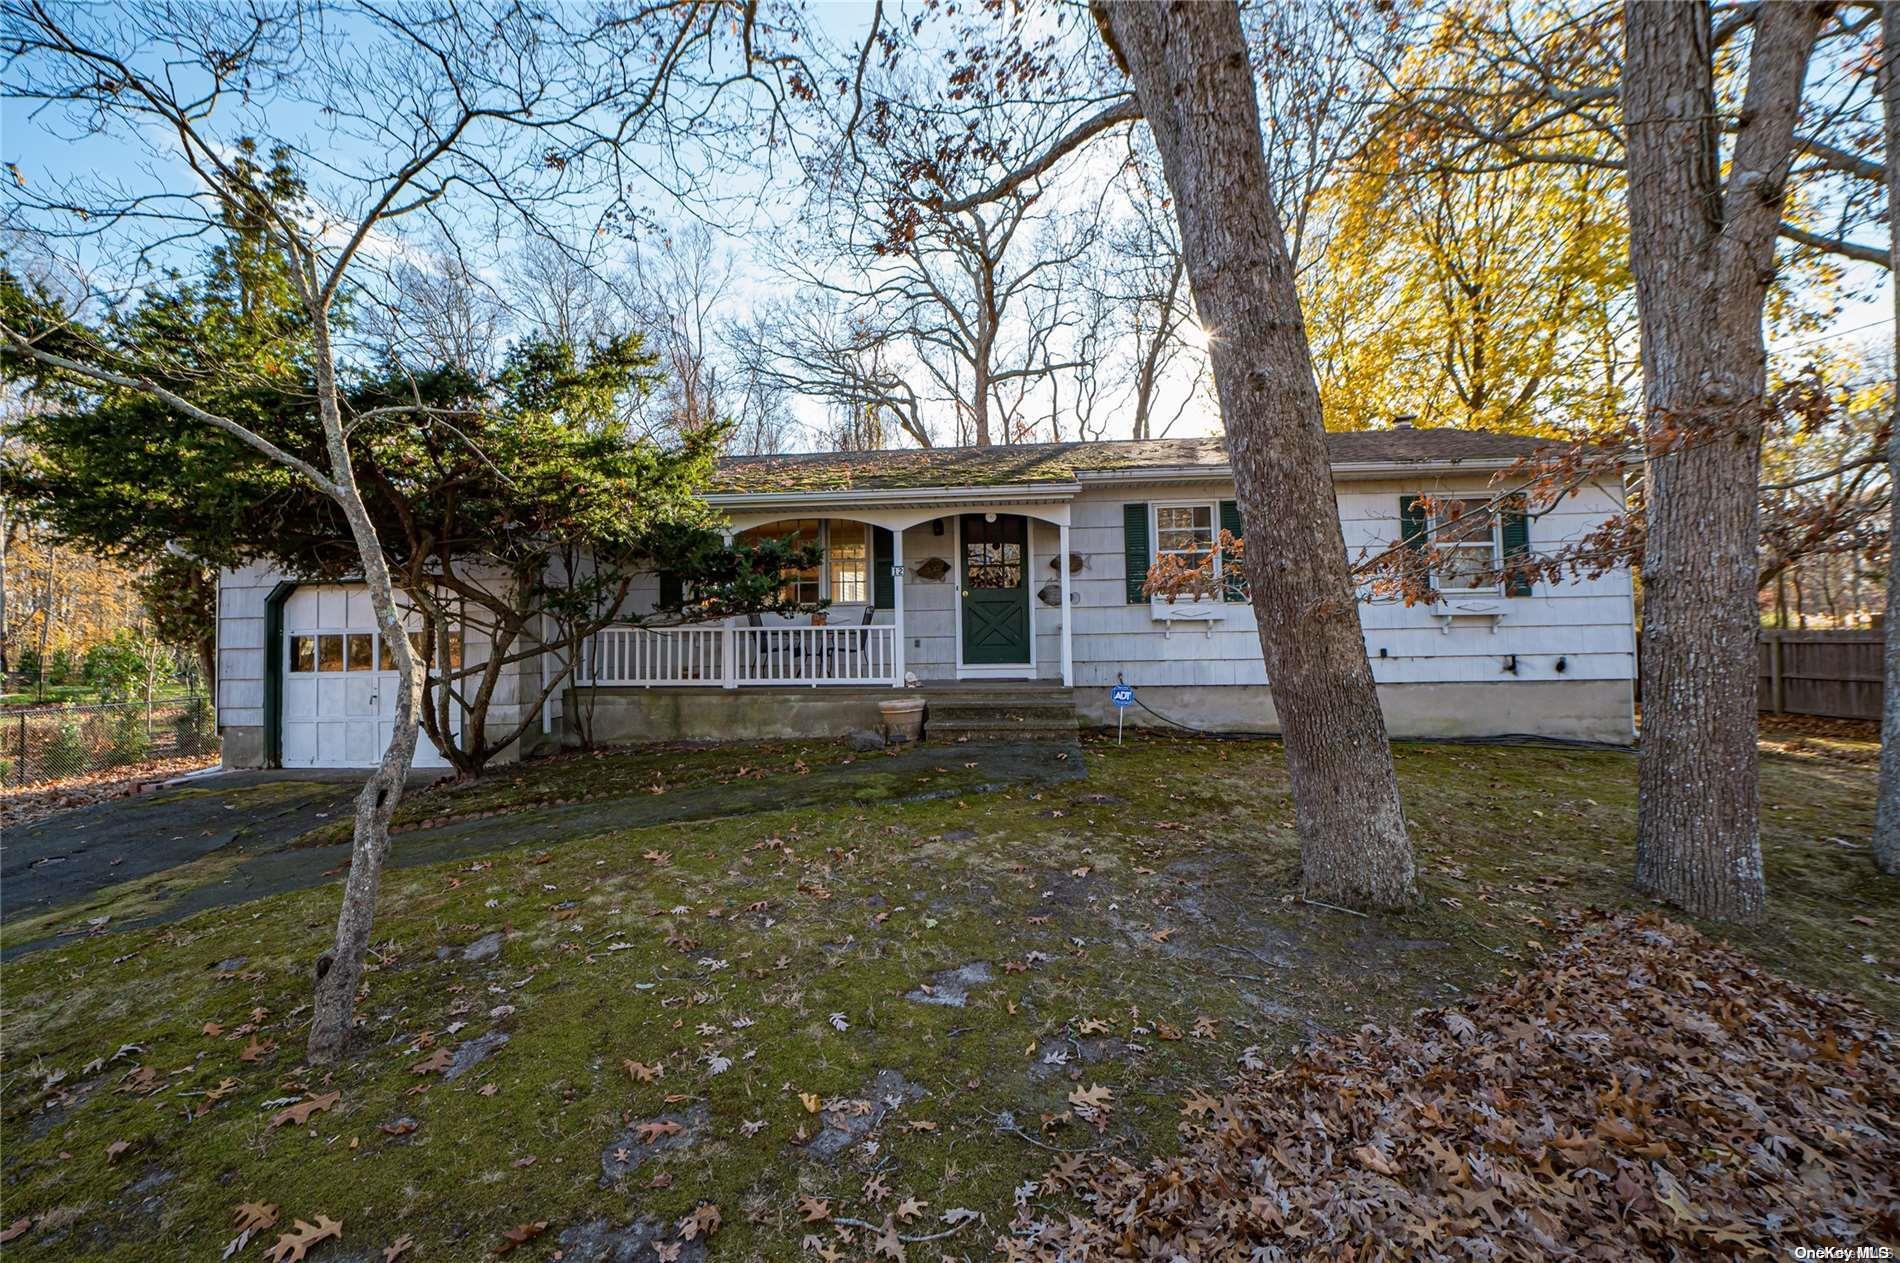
960;514;1030;665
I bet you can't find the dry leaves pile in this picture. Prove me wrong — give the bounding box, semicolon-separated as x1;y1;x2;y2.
0;754;218;830
1010;912;1899;1261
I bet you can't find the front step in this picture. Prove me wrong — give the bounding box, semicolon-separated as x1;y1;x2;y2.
922;687;1079;744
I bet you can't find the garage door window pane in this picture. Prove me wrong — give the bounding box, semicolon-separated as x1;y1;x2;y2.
379;635;395;670
346;633;374;671
290;635;316;673
318;634;344;672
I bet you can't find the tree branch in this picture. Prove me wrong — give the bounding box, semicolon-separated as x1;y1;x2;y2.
936;97;1141;213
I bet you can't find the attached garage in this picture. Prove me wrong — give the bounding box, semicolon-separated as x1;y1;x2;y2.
276;585;455;770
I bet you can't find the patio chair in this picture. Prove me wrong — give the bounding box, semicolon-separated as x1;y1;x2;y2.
823;606;876;678
746;612;803;679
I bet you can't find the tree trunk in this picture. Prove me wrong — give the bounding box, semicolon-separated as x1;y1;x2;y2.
305;303;423;1063
1874;0;1900;878
1093;0;1416;909
1622;0;1824;921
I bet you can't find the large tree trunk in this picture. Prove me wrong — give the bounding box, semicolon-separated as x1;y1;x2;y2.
1874;0;1900;878
1093;0;1416;909
305;304;423;1063
1622;1;1825;921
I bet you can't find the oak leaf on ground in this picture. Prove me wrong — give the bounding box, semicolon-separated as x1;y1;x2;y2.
265;1215;343;1263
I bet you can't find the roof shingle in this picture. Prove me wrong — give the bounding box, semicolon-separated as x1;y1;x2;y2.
710;429;1562;495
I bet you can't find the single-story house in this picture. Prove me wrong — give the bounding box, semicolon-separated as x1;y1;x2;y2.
214;427;1636;768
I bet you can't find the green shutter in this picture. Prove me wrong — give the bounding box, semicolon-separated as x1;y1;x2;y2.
1123;502;1150;602
872;526;895;608
1399;495;1434;594
1219;499;1246;602
1500;502;1533;596
658;570;683;610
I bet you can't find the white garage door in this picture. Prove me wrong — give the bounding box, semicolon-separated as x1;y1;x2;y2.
281;586;454;769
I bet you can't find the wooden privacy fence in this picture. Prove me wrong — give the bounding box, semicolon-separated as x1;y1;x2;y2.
1759;629;1882;721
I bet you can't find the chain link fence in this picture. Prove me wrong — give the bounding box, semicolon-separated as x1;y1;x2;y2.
1;696;219;787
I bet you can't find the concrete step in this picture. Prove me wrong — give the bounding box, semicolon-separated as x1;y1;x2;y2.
927;699;1075;721
923;690;1079;744
927;721;1079;744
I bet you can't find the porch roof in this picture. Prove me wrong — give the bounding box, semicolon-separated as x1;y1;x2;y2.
709;428;1568;497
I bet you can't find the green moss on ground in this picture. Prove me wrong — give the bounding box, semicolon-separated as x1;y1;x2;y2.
293;740;856;847
1;736;1888;1261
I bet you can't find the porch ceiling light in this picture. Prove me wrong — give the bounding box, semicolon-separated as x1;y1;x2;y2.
984;511;997;523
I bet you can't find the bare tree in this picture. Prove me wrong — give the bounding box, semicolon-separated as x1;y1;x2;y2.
1876;0;1899;878
1620;0;1829;920
1090;0;1418;909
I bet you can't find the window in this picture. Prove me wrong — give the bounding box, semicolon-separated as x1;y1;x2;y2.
379;629;463;669
828;520;868;603
345;633;374;671
736;519;876;607
290;635;317;673
1153;502;1220;598
1430;498;1502;593
317;634;344;673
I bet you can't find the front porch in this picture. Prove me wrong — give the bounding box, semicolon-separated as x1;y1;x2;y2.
578;496;1082;690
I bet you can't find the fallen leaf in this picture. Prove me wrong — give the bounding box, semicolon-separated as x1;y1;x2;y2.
799;1091;822;1113
623;1059;663;1083
0;1218;30;1243
873;1215;906;1262
679;1203;721;1241
233;1202;280;1233
798;1197;830;1223
637;1119;683;1144
269;1091;341;1129
382;1236;414;1262
492;1220;548;1256
265;1216;343;1263
410;1047;453;1075
896;1196;928;1224
104;1139;129;1164
238;1037;278;1063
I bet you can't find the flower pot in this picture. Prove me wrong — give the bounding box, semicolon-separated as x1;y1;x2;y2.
879;697;926;745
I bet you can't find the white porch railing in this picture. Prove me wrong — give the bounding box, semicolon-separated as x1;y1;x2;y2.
576;623;898;688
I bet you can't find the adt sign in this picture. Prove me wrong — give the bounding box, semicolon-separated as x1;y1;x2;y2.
1110;683;1135;743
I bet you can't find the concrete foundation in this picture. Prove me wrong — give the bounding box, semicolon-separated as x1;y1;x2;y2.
570;687;899;745
1074;680;1635;745
220;724;267;769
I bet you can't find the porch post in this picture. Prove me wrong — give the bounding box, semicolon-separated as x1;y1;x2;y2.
891;527;906;687
722;527;738;689
1058;521;1074;688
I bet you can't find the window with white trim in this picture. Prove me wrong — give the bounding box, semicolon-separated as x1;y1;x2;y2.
1430;498;1502;594
1152;502;1221;598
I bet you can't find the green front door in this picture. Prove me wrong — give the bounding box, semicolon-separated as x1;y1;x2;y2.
960;514;1031;666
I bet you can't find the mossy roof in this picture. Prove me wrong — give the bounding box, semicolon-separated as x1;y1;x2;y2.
710;429;1563;494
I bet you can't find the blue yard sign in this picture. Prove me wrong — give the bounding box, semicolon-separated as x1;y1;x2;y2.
1110;683;1134;744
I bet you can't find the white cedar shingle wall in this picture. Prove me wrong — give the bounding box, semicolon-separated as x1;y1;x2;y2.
1061;476;1634;689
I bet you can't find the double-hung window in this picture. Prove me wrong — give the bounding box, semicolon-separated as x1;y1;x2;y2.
1429;498;1503;594
1154;502;1220;599
735;519;869;606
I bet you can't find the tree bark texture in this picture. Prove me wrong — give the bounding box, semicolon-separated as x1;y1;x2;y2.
1874;0;1900;878
305;303;424;1062
1622;0;1825;920
1093;0;1416;909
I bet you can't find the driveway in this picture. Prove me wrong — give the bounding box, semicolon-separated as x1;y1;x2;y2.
1;742;1084;959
